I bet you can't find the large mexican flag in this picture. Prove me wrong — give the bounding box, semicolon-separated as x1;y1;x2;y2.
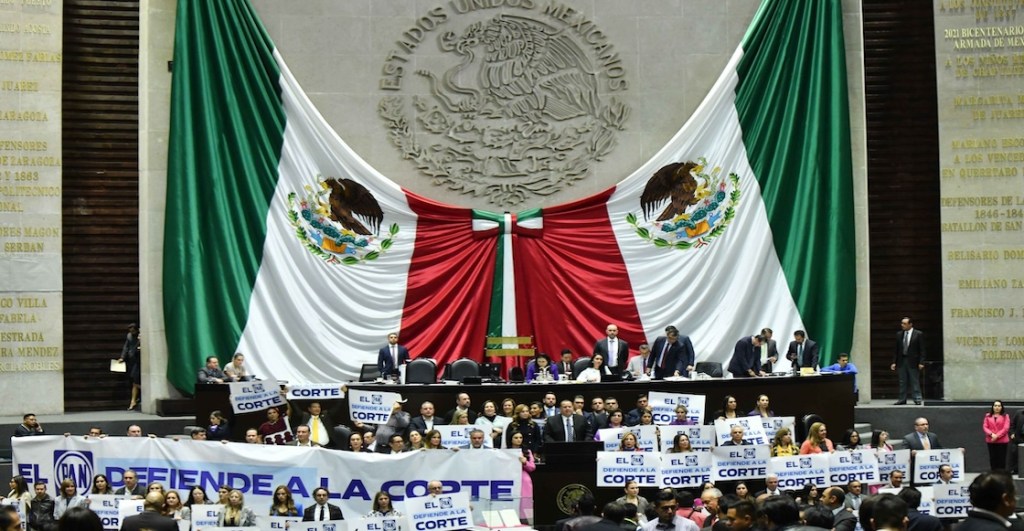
164;0;854;392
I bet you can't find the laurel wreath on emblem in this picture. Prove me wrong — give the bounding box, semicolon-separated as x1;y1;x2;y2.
286;177;398;266
626;158;740;250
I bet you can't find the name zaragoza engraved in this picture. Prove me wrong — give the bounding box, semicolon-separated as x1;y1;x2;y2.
378;0;631;206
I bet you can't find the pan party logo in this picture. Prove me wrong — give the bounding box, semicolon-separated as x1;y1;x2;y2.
378;1;630;206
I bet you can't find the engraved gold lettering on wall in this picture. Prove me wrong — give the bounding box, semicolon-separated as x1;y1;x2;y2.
377;0;631;206
935;0;1024;396
0;0;63;408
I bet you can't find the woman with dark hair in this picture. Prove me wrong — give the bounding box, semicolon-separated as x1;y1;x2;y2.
735;482;755;503
525;353;558;382
366;491;402;517
424;430;447;450
407;430;426;450
528;402;545;421
983;400;1010;471
576;353;611;382
838;429;863;450
500;398;517;419
668;433;694;453
348;432;369;452
117;323;141;411
181;485;207;520
508;431;536;523
595;409;625;441
476;400;511;448
505;404;541;454
163;491;186;519
269;485;301;517
7;475;31;515
58;506;103;531
89;474;113;495
710;395;739;424
869;430;893;452
207;410;231;441
748;395;774;417
797;483;819;506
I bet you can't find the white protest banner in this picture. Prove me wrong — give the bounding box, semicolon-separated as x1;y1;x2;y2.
85;494;124;530
286;384;345;401
912;449;965;484
714;417;769;445
203;527;260;531
290;523;347;531
349;515;409;531
711;445;770;482
761;417;795;441
596;451;660;487
598;428;626;451
12;435;520;522
828;450;879;485
648;392;706;425
658;451;711;489
625;426;660;452
876;450;910;485
257;516;305;531
405;491;473;531
228;380;284;414
878;486;934;515
118;499;144;523
349;389;403;424
768;454;830;490
192;504;223;529
932;484;971;519
178;520;190;531
659;425;715;453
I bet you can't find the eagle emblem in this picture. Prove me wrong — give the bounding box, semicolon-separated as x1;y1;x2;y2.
626;158;740;250
286;176;399;265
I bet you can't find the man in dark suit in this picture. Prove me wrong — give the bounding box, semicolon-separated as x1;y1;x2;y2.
292;401;336;448
558;349;576;379
954;472;1017;531
821;487;856;531
114;470;146;498
785;330;819;372
303;487;344;521
898;488;942;531
648;326;695;379
759;328;780;372
544;400;592;444
444;392;478;424
120;492;177;531
580;501;628;531
593;324;629;373
727;335;764;378
377;332;410;379
902;417;942;451
890;317;925;405
408;401;445;436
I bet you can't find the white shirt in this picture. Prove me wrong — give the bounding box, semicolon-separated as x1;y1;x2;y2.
642;516;699;531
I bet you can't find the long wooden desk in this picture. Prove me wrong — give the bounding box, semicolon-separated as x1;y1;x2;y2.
194;375;855;525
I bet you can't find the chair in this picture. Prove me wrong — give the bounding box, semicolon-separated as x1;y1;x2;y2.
405;358;437;384
449;358;480;382
694;361;723;378
572;357;592;379
796;413;825;444
332;425;353;449
508;366;525;383
358;363;381;382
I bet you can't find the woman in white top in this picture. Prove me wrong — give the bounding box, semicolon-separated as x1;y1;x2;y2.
475;400;512;448
576;353;611;382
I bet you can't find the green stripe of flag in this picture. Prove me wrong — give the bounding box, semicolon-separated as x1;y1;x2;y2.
164;0;286;393
735;0;855;363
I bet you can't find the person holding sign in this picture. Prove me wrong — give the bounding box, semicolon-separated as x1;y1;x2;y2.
771;428;798;457
618;432;643;452
366;491;402;517
800;423;835;454
721;425;751;446
218;490;256;527
120;492;177;531
302;488;343;522
668;433;695;453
